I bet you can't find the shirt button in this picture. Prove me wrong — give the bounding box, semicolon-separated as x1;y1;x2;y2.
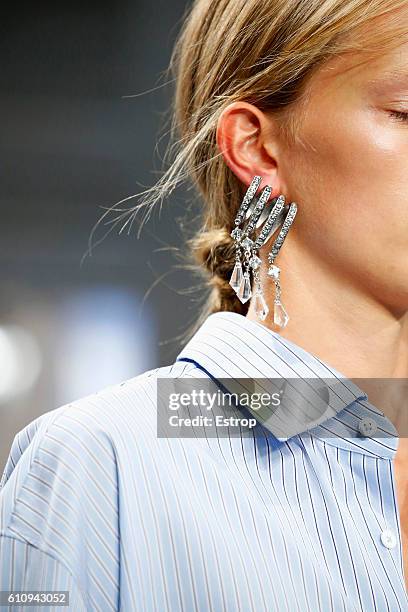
380;529;397;549
358;417;377;437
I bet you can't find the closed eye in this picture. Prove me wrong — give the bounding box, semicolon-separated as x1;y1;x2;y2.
388;109;408;122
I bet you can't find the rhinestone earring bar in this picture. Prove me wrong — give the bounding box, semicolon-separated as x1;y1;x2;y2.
250;195;286;320
245;195;285;235
229;175;262;294
238;193;286;318
267;202;298;328
236;184;272;305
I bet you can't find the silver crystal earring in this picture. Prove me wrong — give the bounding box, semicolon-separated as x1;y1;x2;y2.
250;194;286;321
236;183;273;306
229;175;298;326
229;175;262;296
267;202;298;328
229;176;285;319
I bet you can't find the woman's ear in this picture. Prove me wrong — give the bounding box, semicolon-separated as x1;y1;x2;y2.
216;101;286;198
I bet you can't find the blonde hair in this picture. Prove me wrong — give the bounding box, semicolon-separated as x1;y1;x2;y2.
89;0;407;333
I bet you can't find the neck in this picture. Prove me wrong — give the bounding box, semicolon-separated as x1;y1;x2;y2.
246;243;408;426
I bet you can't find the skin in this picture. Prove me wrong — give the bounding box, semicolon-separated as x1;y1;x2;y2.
216;23;408;589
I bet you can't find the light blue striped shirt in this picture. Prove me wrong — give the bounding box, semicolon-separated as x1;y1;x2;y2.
1;311;407;611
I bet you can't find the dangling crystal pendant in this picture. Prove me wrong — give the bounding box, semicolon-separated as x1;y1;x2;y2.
237;271;252;303
253;291;269;321
267;264;280;280
274;300;289;328
229;260;243;292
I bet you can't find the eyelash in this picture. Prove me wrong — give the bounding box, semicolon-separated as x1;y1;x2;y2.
388;109;408;122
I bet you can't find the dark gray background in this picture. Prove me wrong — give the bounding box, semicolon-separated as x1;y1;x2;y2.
0;1;205;467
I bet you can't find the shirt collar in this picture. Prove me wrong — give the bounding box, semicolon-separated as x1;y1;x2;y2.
176;311;399;458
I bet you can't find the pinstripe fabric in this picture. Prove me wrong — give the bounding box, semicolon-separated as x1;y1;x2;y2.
0;310;407;611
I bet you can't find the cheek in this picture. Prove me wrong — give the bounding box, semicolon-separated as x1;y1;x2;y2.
286;106;408;251
282;106;408;302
